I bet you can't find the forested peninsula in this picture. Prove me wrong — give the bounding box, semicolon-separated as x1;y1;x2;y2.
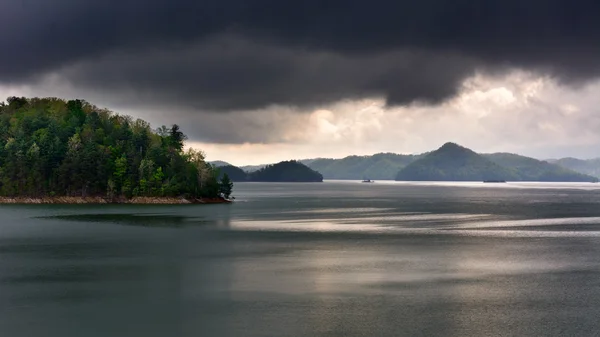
0;97;233;204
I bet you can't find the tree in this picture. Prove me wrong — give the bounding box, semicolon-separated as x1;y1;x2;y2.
138;158;155;196
152;167;165;196
66;99;86;126
219;173;233;199
113;154;128;196
169;124;187;152
6;96;28;110
26;142;42;196
59;133;86;195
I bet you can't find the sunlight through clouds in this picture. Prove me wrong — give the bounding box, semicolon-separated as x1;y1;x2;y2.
189;71;600;164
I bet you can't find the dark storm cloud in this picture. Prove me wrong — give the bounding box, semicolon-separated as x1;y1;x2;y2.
2;0;600;109
61;37;475;110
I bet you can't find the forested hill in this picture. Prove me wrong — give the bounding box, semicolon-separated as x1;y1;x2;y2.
248;161;323;182
396;143;517;181
395;142;598;182
304;153;421;180
0;97;232;200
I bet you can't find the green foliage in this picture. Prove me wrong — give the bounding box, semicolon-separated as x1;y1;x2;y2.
219;173;234;198
0;97;231;199
248;160;323;182
201;167;221;197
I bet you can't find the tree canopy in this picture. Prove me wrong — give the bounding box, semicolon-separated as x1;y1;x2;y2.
0;97;231;199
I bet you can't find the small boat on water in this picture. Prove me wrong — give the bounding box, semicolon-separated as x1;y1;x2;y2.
362;179;374;183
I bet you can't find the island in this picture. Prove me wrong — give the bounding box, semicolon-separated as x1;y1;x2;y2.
0;97;233;204
216;160;323;182
248;160;323;182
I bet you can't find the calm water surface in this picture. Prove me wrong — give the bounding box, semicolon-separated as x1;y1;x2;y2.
2;181;600;336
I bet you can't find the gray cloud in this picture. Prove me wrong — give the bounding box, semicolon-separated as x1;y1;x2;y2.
169;109;310;144
60;37;476;110
2;0;600;110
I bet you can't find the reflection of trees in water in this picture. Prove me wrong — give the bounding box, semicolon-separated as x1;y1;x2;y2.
4;202;232;336
41;203;237;229
40;213;209;228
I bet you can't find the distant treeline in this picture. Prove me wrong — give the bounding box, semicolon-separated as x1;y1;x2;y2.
219;160;323;182
0;97;232;199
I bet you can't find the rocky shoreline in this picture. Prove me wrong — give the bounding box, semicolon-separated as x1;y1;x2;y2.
0;196;232;205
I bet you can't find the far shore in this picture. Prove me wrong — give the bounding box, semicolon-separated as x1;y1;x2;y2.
0;196;232;205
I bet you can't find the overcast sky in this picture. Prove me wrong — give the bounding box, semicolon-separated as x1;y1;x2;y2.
2;0;600;165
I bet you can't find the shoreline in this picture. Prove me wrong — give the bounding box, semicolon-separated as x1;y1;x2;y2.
0;196;232;205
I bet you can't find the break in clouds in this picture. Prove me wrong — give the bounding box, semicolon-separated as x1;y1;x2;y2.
2;0;600;158
190;72;600;164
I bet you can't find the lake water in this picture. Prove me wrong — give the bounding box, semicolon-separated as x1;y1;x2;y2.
2;181;600;336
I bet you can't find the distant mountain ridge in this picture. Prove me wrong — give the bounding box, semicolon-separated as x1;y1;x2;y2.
483;153;596;182
549;157;600;179
212;143;598;182
209;160;231;167
395;143;597;182
215;153;422;180
305;153;421;180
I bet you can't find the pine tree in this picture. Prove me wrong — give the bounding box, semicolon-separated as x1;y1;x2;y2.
219;173;233;199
